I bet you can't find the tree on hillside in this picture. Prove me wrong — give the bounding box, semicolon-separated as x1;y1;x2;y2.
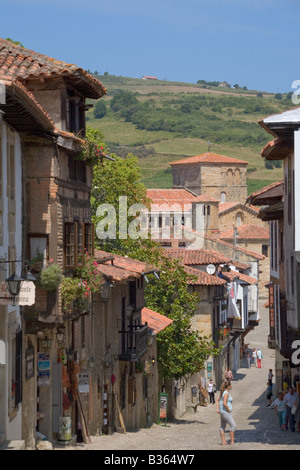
94;100;107;119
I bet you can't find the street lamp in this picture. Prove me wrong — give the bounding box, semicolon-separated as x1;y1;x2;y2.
40;336;52;350
99;281;112;302
5;273;25;306
56;329;65;344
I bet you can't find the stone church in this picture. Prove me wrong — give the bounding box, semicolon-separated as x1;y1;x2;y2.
170;152;248;203
147;152;269;291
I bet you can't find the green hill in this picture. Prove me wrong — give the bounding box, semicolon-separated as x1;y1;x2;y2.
86;74;294;194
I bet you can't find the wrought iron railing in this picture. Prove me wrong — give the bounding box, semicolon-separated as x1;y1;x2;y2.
119;323;148;361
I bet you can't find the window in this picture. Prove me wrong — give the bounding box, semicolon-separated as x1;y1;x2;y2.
64;222;94;268
236;212;244;227
262;245;268;257
68;155;86;183
221;192;226;203
66;89;85;135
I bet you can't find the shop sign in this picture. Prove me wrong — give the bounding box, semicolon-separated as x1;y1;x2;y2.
0;281;36;306
37;352;50;387
158;392;168;426
78;370;89;393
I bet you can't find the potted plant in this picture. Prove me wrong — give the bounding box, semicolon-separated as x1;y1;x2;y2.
38;263;63;291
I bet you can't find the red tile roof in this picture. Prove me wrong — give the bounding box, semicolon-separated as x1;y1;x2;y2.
0;37;106;99
141;307;173;335
163;248;231;265
218;202;259;214
220;224;270;241
95;250;157;282
222;270;258;285
147;188;197;210
169;152;248;166
184;265;226;286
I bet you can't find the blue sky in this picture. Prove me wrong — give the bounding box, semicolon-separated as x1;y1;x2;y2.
2;0;300;92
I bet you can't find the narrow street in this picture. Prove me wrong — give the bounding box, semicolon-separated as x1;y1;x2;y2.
56;300;300;451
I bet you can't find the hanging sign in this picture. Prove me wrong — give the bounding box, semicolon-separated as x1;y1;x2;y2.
158;392;168;426
78;371;90;393
0;281;36;306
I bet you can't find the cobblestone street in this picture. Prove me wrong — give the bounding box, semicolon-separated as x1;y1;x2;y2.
56;301;300;451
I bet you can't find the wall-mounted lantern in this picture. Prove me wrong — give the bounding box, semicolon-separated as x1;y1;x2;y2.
56;329;65;344
100;281;112;302
40;336;52;350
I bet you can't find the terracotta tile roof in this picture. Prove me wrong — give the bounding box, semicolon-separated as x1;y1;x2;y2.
147;189;220;211
218;202;259;214
95;262;140;282
184;265;226;286
183;227;266;260
222;270;258;285
147;188;197;210
0;78;55;133
169;152;248;166
0;37;106;99
219;224;269;241
247;180;284;206
192;194;220;203
163;248;231;265
95;250;157;280
141;307;173;335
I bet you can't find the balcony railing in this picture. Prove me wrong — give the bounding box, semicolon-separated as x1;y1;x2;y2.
228;317;244;331
119;323;148;361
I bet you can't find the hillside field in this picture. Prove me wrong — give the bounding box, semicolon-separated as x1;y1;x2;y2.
86;75;294;194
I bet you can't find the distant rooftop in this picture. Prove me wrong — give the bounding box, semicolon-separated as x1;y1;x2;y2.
169;152;248;166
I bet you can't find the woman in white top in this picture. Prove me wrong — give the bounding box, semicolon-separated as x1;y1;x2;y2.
216;380;236;445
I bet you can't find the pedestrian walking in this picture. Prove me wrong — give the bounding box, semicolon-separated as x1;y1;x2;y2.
285;387;297;432
225;368;233;381
257;348;263;368
252;348;257;367
247;351;251;368
217;380;236;445
271;392;287;430
207;379;216;404
268;369;274;384
294;389;300;433
266;380;273;406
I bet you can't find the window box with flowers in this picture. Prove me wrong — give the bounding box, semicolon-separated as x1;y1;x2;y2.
75;128;107;167
61;252;104;313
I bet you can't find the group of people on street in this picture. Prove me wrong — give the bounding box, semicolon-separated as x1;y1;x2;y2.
246;347;263;368
271;386;300;432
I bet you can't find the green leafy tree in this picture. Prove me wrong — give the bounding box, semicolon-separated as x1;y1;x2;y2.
94;100;107;119
90;149;220;380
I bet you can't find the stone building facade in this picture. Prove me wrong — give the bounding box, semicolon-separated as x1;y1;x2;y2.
170;152;248;203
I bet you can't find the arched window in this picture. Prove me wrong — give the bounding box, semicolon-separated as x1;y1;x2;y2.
227;169;233;185
236;212;244;227
235;168;240;185
221;192;226;203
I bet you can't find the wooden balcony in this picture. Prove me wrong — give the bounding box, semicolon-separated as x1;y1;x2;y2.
119;323;148;361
